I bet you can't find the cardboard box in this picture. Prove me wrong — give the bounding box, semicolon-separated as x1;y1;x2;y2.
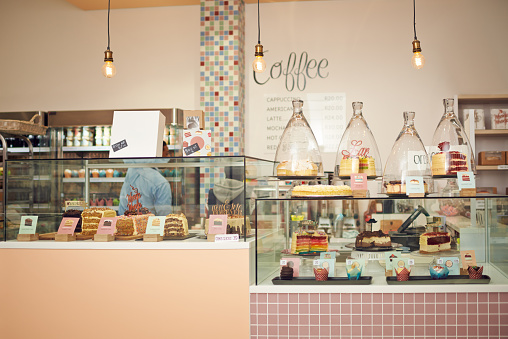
490;109;508;129
464;109;485;130
476;187;497;194
478;151;506;165
182;129;212;157
183;110;205;130
109;111;166;158
380;220;402;233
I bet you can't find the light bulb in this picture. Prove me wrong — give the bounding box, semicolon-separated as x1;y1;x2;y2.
102;61;116;78
252;56;266;73
411;52;425;69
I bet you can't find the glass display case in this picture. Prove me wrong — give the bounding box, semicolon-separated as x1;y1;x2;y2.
2;156;276;242
255;195;508;285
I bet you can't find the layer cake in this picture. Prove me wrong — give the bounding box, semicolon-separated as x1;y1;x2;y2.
355;230;391;248
81;207;116;235
164;213;189;237
419;232;451;253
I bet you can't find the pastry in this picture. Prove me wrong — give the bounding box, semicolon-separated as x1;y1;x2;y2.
163;213;189;237
81;207;116;236
339;156;376;177
292;184;352;197
419;232;451;253
124;208;154;235
276;160;318;176
280;266;294;280
355;230;391;248
115;216;135;236
291;230;328;254
431;142;468;176
384;180;429;195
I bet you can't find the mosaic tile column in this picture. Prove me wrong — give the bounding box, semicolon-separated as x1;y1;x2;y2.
199;0;245;215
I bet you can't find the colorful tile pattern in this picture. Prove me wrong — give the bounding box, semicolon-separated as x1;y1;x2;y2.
200;0;245;215
250;292;508;339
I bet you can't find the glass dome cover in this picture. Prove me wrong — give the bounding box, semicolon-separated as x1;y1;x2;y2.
273;100;323;177
382;112;432;195
430;98;476;178
334;102;382;179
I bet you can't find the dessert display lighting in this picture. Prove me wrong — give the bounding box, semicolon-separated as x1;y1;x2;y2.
101;0;116;78
411;0;425;69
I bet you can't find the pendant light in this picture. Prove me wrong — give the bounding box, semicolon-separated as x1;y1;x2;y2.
411;0;425;69
101;0;116;78
252;0;266;73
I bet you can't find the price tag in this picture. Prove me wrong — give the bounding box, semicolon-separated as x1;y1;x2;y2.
208;215;227;235
58;217;79;235
457;171;476;189
346;259;353;265
96;217;118;235
476;200;485;210
408;259;415;266
436;259;443;265
405;176;425;195
19;216;38;235
350;173;367;191
183;143;200;156
145;216;166;236
313;260;321;266
111;139;128;152
280;260;287;266
215;234;239;242
498;165;508;170
65;200;87;211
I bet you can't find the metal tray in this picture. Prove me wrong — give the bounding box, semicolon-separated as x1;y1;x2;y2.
386;275;491;285
272;276;372;285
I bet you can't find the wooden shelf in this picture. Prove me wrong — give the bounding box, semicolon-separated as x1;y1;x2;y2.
458;94;508;104
477;165;508;171
475;129;508;136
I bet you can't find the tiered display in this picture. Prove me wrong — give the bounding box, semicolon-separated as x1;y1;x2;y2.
335;102;382;179
431;98;475;177
273;100;323;177
382;112;432;196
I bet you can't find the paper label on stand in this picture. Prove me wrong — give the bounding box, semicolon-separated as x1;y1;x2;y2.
407;151;428;171
384;251;401;271
498;165;508;170
65;200;87;211
19;216;38;235
280;258;300;277
437;257;461;275
111;139;128;152
215;234;239;242
183;143;200;156
350;173;367;190
96;217;118;235
145;216;166;236
460;250;477;269
58;218;79;234
208;215;228;234
405;176;424;195
457;171;476;189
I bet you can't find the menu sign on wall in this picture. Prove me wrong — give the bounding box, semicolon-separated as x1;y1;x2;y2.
261;93;346;157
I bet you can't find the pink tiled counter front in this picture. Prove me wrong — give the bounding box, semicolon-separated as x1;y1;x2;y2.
250;292;508;339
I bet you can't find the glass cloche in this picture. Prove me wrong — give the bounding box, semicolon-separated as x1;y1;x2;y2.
273;100;323;177
430;98;476;177
382;112;432;196
334;102;382;179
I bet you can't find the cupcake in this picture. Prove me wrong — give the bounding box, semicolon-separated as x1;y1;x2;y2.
468;266;483;279
64;169;72;178
395;267;411;281
78;169;86;178
106;169;114;178
313;268;329;281
91;169;99;178
429;265;449;279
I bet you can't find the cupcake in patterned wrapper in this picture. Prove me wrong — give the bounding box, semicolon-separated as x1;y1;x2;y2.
468;266;483;279
395;267;411;281
313;268;328;281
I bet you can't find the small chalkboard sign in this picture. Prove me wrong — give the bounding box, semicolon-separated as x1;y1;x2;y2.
111;139;128;152
184;142;200;156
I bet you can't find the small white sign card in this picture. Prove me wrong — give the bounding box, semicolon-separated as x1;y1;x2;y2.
405;176;425;195
215;234;239;242
457;171;476;190
19;216;38;235
437;257;461;275
145;216;166;236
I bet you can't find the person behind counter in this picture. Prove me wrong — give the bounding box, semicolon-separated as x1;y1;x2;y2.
118;142;172;216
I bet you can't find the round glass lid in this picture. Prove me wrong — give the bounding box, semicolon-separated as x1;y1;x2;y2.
382;111;432;196
430;98;476;178
334;102;382;179
273;100;323;177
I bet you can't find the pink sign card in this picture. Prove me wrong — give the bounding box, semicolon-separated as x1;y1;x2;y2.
350;173;368;190
58;217;79;235
280;258;301;277
208;214;227;234
96;217;118;235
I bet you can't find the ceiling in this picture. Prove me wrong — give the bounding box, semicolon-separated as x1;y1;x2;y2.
64;0;322;10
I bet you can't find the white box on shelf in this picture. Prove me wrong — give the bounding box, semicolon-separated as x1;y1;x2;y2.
490;109;508;129
109;111;166;158
464;109;485;130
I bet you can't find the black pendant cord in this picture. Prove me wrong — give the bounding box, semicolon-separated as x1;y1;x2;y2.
257;0;261;44
413;0;417;40
107;0;111;50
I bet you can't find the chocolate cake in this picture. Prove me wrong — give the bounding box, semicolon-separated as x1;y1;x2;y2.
355;230;391;248
280;266;294;280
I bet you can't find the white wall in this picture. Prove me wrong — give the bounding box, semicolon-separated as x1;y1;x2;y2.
245;0;508;171
0;0;200;112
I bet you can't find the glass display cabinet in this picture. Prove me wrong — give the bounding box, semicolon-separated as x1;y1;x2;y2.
255;195;508;285
2;156;276;242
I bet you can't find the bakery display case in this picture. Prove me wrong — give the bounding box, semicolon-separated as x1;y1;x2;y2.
255;194;508;285
2;156;276;242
